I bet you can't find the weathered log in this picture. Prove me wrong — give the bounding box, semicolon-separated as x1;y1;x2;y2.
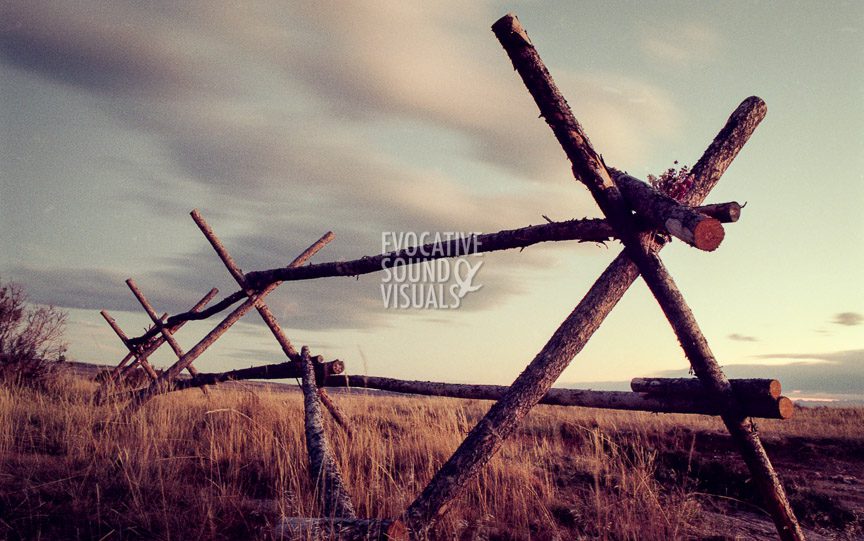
325;375;793;419
612;171;725;251
242;202;740;291
631;377;781;399
124;201;741;350
403;16;796;538
275;517;406;541
121;232;333;416
300;347;357;519
172;359;345;390
477;14;802;541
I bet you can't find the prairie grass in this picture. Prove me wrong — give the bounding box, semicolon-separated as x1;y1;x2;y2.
0;372;860;540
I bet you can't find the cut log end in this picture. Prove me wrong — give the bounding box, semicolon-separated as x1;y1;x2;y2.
777;397;794;420
693;218;725;251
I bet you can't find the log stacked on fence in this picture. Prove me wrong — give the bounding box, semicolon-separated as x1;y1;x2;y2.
323;376;794;420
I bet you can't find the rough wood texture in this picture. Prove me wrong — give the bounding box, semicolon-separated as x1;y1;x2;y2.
612;171;725;251
632;377;782;399
300;347;357;519
275;517;406;541
325;375;792;419
403;17;785;537
172;359;345;390
121;232;333;416
487;14;802;541
242;202;739;292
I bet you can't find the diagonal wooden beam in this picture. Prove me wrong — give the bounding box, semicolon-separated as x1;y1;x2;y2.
404;89;774;541
125;279;209;395
489;14;801;540
100;310;160;381
190;209;354;435
97;287;219;394
120;231;334;416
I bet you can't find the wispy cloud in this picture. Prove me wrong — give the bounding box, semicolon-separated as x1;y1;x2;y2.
727;333;758;342
640;20;721;67
832;312;863;326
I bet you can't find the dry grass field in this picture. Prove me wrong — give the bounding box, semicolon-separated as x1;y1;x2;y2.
0;369;861;540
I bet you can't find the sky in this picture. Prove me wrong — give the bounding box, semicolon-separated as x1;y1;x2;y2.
1;1;862;396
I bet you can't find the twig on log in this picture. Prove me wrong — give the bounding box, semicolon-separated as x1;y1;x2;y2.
325;375;793;419
100;310;159;380
275;517;406;541
402;18;780;536
631;377;782;400
300;347;357;519
121;232;333;416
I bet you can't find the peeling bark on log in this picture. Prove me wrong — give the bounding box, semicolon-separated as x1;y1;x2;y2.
612;171;725;251
631;377;782;399
403;17;786;538
275;517;406;541
300;347;357;519
325;375;792;419
121;232;333;416
437;14;800;541
172;359;344;390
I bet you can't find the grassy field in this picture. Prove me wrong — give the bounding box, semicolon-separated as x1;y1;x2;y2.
0;370;861;540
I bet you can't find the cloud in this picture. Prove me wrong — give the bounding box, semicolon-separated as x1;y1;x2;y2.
832;312;863;326
728;333;758;342
640;20;721;67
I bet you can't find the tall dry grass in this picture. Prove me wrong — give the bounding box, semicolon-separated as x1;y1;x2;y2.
0;373;859;540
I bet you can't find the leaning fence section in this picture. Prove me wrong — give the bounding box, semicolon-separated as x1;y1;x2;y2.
94;12;805;541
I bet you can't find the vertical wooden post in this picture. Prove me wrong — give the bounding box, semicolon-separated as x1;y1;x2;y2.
299;346;357;519
121;231;334;416
190;210;353;435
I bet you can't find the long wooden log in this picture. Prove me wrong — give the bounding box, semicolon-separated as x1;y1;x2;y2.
613;171;725;251
631;377;781;399
402;21;774;535
481;14;802;541
243;202;739;291
121;232;333;416
275;517;406;541
300;347;356;519
324;375;792;419
172;359;345;390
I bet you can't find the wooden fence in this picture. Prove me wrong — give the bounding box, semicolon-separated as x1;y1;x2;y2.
95;13;805;541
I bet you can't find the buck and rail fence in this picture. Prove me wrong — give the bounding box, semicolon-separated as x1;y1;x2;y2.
94;13;806;541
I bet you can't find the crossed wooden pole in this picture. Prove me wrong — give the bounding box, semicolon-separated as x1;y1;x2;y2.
97;13;805;541
401;14;802;540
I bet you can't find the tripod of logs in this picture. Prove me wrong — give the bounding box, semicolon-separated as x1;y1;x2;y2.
96;13;805;541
